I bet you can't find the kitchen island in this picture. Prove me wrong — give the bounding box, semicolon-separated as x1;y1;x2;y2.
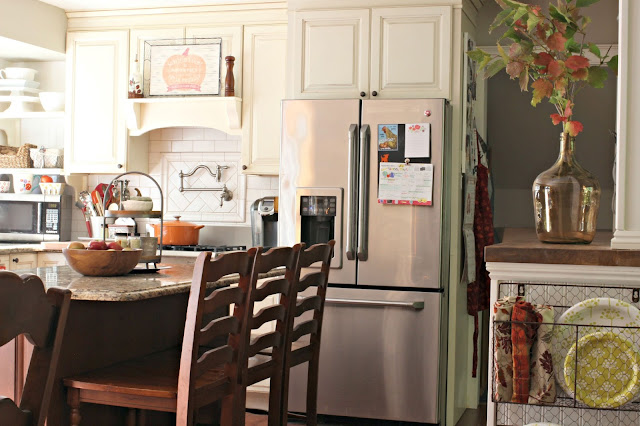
3;263;281;426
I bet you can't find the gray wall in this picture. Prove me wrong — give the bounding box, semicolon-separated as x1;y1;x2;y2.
478;0;619;231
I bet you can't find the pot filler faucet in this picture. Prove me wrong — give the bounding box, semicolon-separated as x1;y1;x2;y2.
178;164;233;207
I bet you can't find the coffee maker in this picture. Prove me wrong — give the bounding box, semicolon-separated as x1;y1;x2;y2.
250;197;278;248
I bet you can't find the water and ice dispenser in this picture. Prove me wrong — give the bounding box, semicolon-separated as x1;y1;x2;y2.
300;195;336;246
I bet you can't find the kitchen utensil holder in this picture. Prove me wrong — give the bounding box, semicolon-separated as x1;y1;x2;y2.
492;282;640;426
178;164;233;207
102;172;164;268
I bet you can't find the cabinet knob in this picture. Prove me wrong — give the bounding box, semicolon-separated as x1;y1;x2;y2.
242;165;247;170
117;164;123;169
12;258;18;263
360;92;366;97
372;91;378;97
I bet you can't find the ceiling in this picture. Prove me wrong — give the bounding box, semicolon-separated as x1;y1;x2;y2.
38;0;252;12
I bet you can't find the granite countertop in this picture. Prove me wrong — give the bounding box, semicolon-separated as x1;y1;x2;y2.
485;228;640;267
20;264;284;302
0;243;62;255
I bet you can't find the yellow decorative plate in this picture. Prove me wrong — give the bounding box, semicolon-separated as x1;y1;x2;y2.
564;331;640;408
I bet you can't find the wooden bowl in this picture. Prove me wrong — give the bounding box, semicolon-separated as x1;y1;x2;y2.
62;248;142;276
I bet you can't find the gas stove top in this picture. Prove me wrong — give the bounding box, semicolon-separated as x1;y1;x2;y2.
161;244;247;253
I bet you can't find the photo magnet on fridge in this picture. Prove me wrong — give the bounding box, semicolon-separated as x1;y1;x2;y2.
378;124;399;151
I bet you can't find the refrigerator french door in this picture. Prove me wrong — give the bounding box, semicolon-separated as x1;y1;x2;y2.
279;99;450;424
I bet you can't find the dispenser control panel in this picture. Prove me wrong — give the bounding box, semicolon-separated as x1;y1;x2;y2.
300;196;337;217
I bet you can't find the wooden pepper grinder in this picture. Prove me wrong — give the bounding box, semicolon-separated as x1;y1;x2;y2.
225;56;235;97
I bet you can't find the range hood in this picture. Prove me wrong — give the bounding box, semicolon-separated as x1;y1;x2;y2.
125;96;242;136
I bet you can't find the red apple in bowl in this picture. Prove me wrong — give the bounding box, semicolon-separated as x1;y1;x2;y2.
88;240;108;250
107;242;123;251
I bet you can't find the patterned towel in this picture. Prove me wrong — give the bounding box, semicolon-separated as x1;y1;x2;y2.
529;305;556;404
493;296;522;402
511;300;542;403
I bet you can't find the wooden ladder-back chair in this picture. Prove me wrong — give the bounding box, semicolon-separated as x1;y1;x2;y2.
281;240;335;426
63;248;258;426
243;244;302;426
0;271;72;426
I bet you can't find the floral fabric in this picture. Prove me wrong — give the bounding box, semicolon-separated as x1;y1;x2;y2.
493;296;522;402
529;305;556;404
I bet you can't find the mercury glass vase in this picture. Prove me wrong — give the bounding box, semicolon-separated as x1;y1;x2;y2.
532;132;600;243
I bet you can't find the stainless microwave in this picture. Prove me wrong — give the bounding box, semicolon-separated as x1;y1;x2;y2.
0;193;72;242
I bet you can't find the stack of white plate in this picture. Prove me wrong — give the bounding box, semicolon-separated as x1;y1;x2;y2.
0;67;41;113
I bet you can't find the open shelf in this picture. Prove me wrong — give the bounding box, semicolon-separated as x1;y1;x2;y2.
0;167;64;175
0;111;64;119
105;210;162;219
124;96;242;136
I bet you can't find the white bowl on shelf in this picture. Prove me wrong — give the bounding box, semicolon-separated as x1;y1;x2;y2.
38;92;65;112
121;197;153;211
39;182;65;195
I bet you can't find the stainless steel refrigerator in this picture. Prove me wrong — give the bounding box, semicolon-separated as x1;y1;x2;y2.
279;99;451;424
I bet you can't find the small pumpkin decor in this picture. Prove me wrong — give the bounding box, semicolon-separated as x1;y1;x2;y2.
162;48;207;93
469;0;617;243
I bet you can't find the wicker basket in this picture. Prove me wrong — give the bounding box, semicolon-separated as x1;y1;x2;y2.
0;144;37;168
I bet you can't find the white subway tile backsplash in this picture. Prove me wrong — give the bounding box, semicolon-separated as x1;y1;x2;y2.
78;127;273;227
148;129;163;141
192;140;217;152
215;140;239;152
182;127;205;140
149;140;172;153
161;128;183;140
204;128;230;140
172;140;193;152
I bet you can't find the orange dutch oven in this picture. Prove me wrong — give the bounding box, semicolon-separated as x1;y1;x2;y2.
152;216;205;246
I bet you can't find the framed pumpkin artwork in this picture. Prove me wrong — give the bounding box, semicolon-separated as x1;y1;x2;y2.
145;38;222;96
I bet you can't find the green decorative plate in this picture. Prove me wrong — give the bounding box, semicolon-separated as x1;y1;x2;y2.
564;331;640;408
552;297;640;397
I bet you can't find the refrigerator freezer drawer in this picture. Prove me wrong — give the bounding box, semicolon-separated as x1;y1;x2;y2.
287;287;442;424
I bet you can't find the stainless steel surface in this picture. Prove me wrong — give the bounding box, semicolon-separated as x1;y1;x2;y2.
0;193;71;242
357;124;370;262
251;197;277;247
178;164;233;206
36;202;43;234
358;99;446;289
324;297;424;310
293;187;343;269
279;99;360;285
287;287;442;423
346;124;358;261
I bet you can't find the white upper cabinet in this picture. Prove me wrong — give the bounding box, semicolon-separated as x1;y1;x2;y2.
241;25;287;175
292;9;370;99
65;30;130;173
370;6;451;99
291;6;452;99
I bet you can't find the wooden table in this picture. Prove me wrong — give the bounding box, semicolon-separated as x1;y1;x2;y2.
1;263;280;426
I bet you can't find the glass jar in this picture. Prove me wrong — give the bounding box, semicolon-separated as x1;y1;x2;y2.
532;133;601;243
115;234;130;249
128;235;142;249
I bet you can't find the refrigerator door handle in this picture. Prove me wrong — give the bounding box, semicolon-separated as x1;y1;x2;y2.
346;124;359;261
323;297;425;311
357;124;370;261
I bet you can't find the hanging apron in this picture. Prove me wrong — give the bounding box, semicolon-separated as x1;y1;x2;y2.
467;130;494;378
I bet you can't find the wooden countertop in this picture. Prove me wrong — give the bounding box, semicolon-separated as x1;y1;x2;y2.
19;263;283;302
485;228;640;267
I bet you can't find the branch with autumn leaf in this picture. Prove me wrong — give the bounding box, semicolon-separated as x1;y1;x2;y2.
468;0;617;137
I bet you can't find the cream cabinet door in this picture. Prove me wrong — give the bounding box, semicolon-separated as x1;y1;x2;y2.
292;9;370;99
8;253;37;271
65;30;129;174
241;25;287;175
186;25;243;97
370;6;452;99
37;252;66;268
